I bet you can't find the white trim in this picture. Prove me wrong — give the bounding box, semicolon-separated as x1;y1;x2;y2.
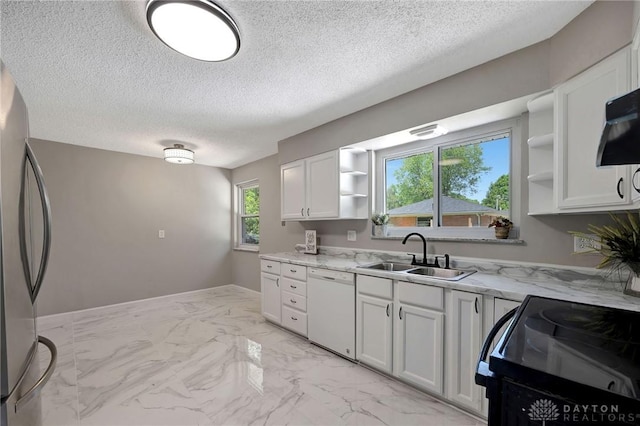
37;286;233;320
234;178;260;250
375;118;520;240
230;284;261;295
234;246;259;253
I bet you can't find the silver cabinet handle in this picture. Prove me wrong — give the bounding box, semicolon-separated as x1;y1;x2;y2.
386;304;390;317
290;299;297;304
290;269;297;273
474;297;479;314
399;306;403;320
20;141;52;304
15;336;57;412
276;278;279;287
307;208;310;216
301;208;304;216
291;316;298;321
267;265;272;269
290;285;297;289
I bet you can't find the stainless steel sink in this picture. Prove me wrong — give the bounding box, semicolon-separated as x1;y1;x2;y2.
359;262;416;271
406;267;476;281
358;263;476;281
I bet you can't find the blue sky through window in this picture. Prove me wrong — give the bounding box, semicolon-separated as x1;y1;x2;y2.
385;136;509;205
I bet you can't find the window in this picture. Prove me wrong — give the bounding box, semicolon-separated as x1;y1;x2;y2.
236;180;260;250
377;120;516;238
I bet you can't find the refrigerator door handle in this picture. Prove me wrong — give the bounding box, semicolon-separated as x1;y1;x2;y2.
24;140;52;304
14;336;57;413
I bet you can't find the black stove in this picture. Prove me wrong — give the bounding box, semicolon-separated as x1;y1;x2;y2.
476;295;640;426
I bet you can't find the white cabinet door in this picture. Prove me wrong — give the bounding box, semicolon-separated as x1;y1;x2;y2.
306;151;339;218
281;160;306;220
493;298;520;351
394;304;443;394
261;272;281;324
555;48;631;211
356;294;393;373
447;290;483;412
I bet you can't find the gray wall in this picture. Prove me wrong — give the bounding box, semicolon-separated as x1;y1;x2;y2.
231;154;304;292
230;1;635;291
31;139;232;315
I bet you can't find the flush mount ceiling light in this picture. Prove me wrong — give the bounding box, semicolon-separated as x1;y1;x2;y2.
164;144;195;164
409;124;448;140
146;0;240;62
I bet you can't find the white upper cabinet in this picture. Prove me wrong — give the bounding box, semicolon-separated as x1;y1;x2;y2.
280;148;369;220
306;151;340;218
555;47;632;211
281;160;307;220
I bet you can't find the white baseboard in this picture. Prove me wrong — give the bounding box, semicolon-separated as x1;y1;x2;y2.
37;285;238;320
229;284;260;295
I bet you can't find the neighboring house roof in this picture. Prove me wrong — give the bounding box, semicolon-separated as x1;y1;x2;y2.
388;196;498;216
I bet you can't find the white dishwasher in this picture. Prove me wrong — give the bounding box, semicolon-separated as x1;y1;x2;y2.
307;268;355;360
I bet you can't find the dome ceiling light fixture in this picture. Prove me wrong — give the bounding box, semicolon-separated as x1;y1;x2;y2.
146;0;240;62
409;124;448;140
164;144;195;164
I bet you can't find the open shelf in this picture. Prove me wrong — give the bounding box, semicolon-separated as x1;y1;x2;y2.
527;133;553;149
527;171;553;183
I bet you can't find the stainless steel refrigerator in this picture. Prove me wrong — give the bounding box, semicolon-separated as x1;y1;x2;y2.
1;61;56;426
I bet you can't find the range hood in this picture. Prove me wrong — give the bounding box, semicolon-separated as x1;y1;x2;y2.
597;88;640;166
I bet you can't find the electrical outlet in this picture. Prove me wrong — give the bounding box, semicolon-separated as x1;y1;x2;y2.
158;229;165;239
347;230;357;241
573;234;600;253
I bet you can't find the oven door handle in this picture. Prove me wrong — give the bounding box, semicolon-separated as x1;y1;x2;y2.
475;307;518;387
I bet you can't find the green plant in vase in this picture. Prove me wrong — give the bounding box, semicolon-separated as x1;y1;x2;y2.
371;212;389;237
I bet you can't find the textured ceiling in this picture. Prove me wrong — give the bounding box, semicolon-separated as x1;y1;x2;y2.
0;1;591;168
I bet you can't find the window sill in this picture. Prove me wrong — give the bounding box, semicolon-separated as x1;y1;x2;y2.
371;235;525;244
234;246;260;253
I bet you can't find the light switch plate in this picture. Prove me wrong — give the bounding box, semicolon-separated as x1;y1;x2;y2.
347;230;356;241
158;229;165;239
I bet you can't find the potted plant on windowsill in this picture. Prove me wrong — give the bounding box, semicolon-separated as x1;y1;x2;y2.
488;217;513;239
371;212;389;237
571;212;640;297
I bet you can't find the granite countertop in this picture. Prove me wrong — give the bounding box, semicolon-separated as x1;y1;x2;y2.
259;248;640;313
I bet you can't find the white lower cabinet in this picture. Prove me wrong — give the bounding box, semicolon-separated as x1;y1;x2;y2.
356;276;444;396
260;272;281;324
356;275;393;373
446;290;483;413
394;303;444;394
356;293;393;373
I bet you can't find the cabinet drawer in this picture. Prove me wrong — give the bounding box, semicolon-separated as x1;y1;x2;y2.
282;306;307;336
281;277;307;296
357;275;392;299
282;264;307;281
282;290;307;312
261;260;281;274
398;281;443;311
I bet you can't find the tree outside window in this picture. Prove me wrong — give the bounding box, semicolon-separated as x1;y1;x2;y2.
384;134;510;229
237;181;259;248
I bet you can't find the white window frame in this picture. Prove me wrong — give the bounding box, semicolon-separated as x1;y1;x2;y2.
235;179;260;251
375;118;521;239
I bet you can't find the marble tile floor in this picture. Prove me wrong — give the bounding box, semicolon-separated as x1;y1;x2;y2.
36;285;486;426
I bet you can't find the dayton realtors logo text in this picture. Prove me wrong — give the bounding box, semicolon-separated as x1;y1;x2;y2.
529;399;639;424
